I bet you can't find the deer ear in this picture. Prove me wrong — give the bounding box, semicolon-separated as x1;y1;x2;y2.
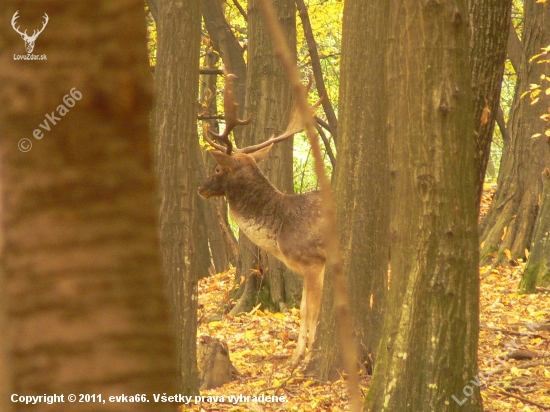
250;144;273;163
209;150;238;170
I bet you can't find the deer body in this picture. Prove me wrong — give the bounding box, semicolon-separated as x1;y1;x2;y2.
198;74;325;363
199;150;325;363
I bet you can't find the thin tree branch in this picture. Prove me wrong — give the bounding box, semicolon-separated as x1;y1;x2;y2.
198;115;225;120
200;68;224;75
316;124;335;169
257;1;360;411
296;0;338;141
492;389;550;410
314;115;332;135
232;0;248;20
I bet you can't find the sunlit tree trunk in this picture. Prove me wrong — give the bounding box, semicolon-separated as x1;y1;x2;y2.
0;2;178;409
479;0;550;264
309;0;389;380
153;0;202;394
364;0;482;410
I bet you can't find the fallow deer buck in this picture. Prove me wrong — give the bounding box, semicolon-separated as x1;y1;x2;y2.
199;74;325;364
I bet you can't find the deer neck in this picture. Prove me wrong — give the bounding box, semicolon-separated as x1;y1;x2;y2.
225;172;286;258
226;172;284;221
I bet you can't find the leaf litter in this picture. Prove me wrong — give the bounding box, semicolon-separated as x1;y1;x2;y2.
183;183;550;411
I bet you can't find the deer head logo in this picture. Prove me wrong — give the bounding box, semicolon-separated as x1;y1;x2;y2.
11;11;49;54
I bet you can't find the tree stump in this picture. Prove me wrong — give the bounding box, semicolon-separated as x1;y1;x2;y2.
198;335;236;390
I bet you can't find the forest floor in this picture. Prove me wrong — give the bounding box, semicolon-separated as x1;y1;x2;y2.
185;183;550;412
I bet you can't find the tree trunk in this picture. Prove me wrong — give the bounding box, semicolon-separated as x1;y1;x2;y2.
202;0;247;276
364;0;482;410
521;168;550;292
0;267;12;412
469;0;512;202
308;0;390;380
230;0;301;314
199;48;235;274
153;0;202;394
479;0;550;265
0;1;178;409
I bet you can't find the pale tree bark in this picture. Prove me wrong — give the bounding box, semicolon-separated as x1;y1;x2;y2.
230;0;302;315
479;0;550;265
0;1;177;410
469;0;512;202
364;0;482;410
308;0;389;380
153;0;202;394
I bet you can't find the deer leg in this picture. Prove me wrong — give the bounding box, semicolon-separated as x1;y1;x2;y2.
291;285;308;364
303;264;324;363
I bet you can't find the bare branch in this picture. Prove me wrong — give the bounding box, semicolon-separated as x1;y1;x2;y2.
232;0;248;20
316;123;335;169
296;0;338;141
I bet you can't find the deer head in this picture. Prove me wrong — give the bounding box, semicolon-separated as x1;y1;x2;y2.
12;11;49;54
199;74;322;199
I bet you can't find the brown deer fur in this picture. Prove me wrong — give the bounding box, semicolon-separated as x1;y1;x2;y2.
199;147;325;363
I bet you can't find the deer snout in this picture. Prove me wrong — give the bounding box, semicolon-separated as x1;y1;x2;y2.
198;186;211;198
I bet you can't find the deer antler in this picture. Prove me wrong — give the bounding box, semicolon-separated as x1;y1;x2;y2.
206;74;252;155
239;77;325;154
204;73;324;155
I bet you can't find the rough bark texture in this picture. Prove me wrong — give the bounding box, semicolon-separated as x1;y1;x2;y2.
469;0;512;202
521;169;550;292
479;0;550;264
153;0;202;394
0;266;12;412
0;1;178;409
231;0;302;314
364;0;482;410
308;0;389;381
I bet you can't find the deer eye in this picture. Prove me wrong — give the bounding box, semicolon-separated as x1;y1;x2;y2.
215;166;222;174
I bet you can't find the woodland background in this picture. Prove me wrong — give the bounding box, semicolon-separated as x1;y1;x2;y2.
0;0;550;411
